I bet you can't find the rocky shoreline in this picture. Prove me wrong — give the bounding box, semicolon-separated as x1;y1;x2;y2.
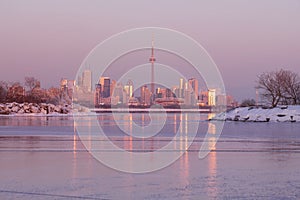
211;105;300;122
0;102;72;115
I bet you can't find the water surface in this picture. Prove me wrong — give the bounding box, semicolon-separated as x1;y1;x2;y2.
0;113;300;199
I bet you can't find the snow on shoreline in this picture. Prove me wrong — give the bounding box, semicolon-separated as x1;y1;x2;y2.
0;102;72;116
2;102;300;123
211;105;300;122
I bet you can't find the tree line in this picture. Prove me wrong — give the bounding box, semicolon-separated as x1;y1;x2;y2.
0;77;62;105
257;69;300;107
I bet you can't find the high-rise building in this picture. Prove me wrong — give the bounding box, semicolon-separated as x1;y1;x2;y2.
67;80;75;100
199;91;209;106
82;70;92;92
103;79;110;98
184;89;192;105
112;83;124;104
60;79;68;93
208;89;216;106
172;86;179;99
179;78;185;98
184;82;191;105
188;78;199;100
99;77;111;98
77;76;82;88
94;83;102;106
140;85;151;106
110;80;116;97
124;80;134;98
60;79;75;100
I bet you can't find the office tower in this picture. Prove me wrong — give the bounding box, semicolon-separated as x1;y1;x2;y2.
94;83;102;106
112;83;124;104
82;70;92;92
67;80;75;100
60;79;68;92
141;85;151;106
99;77;107;90
156;87;162;98
184;90;192;105
188;78;199;99
77;76;82;88
103;78;110;98
179;78;185;98
110;80;116;97
100;77;111;98
172;86;180;99
124;79;134;98
165;88;173;98
184;82;191;105
208;89;216;106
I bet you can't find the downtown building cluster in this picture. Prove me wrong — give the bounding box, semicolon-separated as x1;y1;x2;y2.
66;69;237;108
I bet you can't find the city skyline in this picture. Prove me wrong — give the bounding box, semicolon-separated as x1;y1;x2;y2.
73;69;237;107
1;1;300;101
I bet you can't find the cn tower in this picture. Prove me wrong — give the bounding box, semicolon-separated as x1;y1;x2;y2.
149;37;156;95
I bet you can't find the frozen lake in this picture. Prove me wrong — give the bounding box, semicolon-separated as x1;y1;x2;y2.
1;113;300;199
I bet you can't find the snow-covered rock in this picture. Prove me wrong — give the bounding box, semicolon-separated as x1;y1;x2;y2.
40;108;47;115
0;102;72;115
211;105;300;122
30;106;39;113
11;106;20;113
17;109;24;114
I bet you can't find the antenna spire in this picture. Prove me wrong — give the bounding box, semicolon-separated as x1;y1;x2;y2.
149;34;156;96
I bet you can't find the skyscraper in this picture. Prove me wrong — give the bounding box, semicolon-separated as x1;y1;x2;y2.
94;83;102;106
82;70;92;92
124;79;134;98
110;79;116;97
179;78;185;98
141;85;151;106
208;89;216;106
99;77;111;98
112;83;125;104
103;79;110;98
188;78;199;100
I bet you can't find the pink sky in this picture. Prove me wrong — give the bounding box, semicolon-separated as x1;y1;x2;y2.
0;0;299;101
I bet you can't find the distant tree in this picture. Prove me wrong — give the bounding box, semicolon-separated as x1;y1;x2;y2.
25;77;40;91
29;88;47;103
6;82;24;103
24;77;42;103
46;87;60;105
0;81;8;103
257;69;300;107
240;99;256;107
280;70;300;105
257;70;282;107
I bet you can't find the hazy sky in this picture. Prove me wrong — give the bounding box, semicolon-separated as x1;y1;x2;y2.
0;0;299;101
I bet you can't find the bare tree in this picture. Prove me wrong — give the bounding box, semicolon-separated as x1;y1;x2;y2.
6;82;24;103
46;87;60;105
25;77;40;91
257;71;282;107
0;81;8;103
24;77;42;103
280;70;300;105
257;69;300;107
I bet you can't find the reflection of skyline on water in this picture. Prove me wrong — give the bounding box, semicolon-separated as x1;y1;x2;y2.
1;114;300;199
207;122;218;198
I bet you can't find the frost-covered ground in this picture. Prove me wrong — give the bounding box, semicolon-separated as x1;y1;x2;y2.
212;105;300;122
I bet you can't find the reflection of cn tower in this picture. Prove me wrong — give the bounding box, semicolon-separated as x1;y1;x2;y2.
149;36;156;95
